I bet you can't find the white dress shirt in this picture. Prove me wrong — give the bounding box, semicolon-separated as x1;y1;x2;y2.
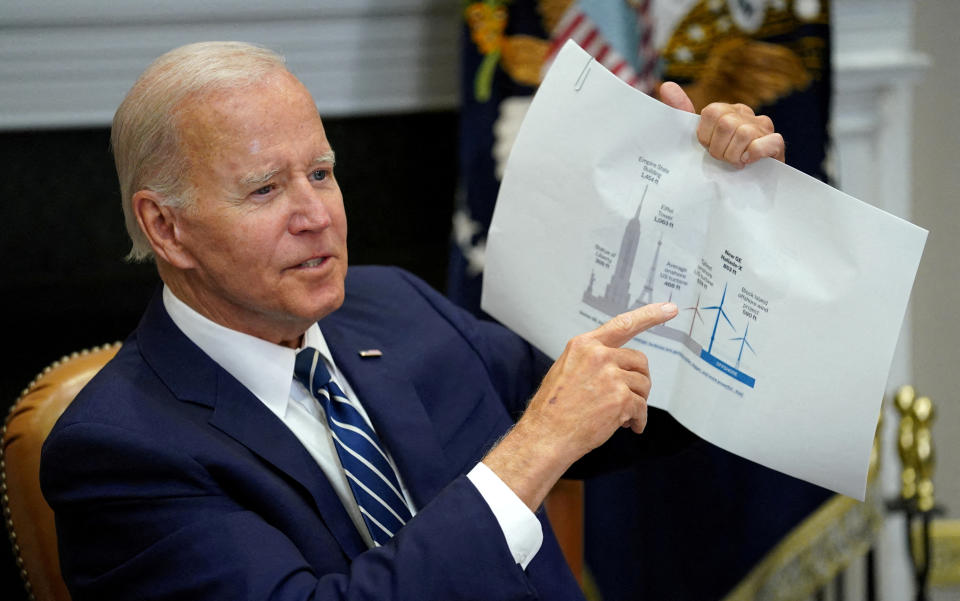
162;286;542;567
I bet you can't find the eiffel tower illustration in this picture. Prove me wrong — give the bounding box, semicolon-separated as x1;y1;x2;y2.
633;233;663;308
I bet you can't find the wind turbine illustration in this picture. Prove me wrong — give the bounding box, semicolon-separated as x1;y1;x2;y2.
702;283;736;355
729;322;756;368
684;293;705;337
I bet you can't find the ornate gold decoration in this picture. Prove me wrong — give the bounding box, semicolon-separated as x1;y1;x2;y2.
464;0;566;101
661;0;828;111
868;406;882;482
537;0;576;35
895;385;918;501
913;520;960;587
465;1;508;55
681;37;811;112
501;35;550;87
913;395;935;512
465;1;509;101
894;385;936;510
893;386;943;597
723;412;884;601
723;493;883;601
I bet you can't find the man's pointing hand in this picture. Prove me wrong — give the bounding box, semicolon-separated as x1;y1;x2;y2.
484;302;678;510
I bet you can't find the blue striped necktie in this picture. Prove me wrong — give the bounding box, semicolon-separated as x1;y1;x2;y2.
293;347;412;545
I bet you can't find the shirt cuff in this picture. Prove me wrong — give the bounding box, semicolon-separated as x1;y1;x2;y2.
466;462;543;569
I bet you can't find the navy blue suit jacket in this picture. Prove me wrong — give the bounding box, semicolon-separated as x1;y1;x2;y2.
40;266;584;600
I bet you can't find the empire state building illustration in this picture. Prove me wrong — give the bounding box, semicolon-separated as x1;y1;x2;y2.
582;186;649;315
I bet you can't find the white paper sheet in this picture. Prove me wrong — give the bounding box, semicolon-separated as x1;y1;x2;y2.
482;41;928;500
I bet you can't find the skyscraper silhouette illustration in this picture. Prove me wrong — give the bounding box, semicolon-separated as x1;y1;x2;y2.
582;187;646;315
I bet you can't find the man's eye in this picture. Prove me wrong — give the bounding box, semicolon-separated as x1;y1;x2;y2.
311;169;328;182
253;184;275;196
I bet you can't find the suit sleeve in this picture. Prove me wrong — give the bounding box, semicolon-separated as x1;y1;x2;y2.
42;421;541;601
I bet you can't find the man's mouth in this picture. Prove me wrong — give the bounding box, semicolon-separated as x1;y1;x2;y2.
298;257;327;268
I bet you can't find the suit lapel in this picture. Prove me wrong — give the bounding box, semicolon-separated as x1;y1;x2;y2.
322;320;456;509
137;291;368;560
207;375;368;559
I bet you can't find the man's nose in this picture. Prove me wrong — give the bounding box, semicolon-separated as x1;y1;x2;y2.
287;178;333;233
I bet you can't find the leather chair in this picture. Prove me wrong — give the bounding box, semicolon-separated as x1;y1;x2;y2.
2;342;583;599
2;343;120;601
544;479;584;585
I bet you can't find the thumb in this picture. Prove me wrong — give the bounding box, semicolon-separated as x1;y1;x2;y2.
589;302;678;348
659;82;695;114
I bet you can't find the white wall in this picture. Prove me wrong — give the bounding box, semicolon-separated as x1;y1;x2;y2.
0;0;460;128
912;1;960;522
831;1;927;598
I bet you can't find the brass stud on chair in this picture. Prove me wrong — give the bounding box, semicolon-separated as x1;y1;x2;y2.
3;341;122;601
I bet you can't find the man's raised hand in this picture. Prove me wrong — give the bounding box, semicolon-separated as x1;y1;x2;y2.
659;81;786;167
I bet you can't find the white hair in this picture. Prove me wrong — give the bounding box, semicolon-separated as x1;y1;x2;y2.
112;41;287;261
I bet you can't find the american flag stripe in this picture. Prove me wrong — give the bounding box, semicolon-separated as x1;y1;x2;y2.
543;5;652;92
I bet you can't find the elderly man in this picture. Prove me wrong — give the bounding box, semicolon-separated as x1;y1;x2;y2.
40;42;784;600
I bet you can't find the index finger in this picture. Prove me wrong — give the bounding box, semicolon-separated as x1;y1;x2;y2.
588;302;678;348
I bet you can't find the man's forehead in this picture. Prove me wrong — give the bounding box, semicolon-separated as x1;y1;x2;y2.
177;68;314;118
175;73;326;158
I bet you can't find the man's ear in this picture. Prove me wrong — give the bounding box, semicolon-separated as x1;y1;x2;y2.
132;190;196;269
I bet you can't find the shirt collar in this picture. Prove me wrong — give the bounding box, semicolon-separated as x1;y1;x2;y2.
162;285;334;420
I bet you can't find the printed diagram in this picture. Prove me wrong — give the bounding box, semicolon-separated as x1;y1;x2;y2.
582;185;758;388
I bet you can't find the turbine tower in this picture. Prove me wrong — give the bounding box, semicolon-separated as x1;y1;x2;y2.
729;323;756;368
702;283;736;354
685;293;705;337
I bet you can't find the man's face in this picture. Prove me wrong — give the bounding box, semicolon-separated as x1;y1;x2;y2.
168;70;347;345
